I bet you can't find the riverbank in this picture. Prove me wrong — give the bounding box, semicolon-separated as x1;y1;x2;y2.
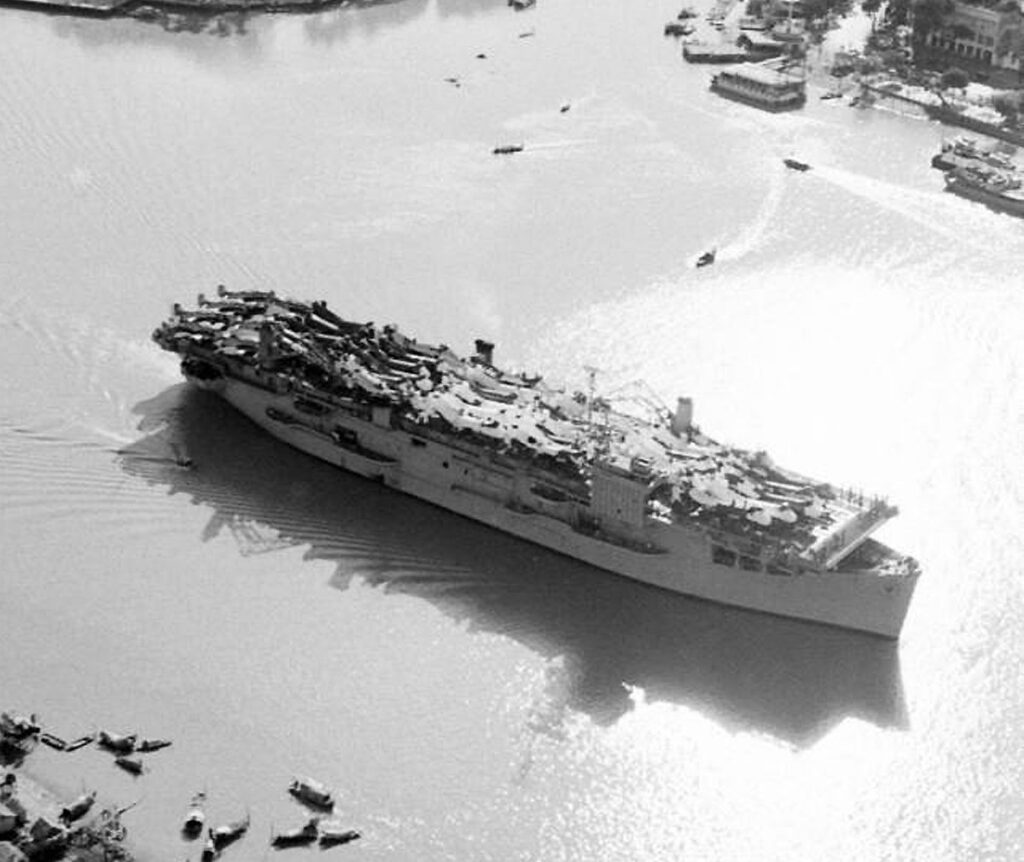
0;0;405;19
0;766;136;862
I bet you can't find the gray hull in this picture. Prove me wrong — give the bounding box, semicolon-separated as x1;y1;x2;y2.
201;375;917;638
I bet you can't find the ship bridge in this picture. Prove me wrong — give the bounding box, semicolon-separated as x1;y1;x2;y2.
589;455;658;529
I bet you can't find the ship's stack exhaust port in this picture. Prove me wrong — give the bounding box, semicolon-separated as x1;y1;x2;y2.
671;397;694;437
474;339;495;365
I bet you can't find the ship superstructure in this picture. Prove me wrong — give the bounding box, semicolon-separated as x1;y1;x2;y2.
152;287;919;637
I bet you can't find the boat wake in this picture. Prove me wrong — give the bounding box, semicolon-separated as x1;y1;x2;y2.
711;159;786;264
808;164;1000;250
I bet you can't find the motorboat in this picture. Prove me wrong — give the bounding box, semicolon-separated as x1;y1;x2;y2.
695;248;716;268
182;792;206;837
114;755;144;775
271;818;320;847
288;776;334;810
59;790;97;824
98;730;136;754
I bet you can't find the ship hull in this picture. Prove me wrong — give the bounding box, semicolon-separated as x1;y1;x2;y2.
944;175;1024;216
203;375;915;638
710;81;806;112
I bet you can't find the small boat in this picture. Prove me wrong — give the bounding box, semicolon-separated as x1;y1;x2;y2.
39;732;67;751
136;737;172;753
209;813;250;850
98;731;137;754
664;21;695;37
288;776;334;810
182;792;206;838
695;248;716;268
492;144;524;155
271;817;320;847
59;790;97;824
64;734;96;753
114;755;144;775
319;821;361;847
783;158;811;172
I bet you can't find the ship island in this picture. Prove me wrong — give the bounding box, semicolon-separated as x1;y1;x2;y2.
152;287;920;638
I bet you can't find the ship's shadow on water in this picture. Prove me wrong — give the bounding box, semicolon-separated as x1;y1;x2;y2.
121;384;908;748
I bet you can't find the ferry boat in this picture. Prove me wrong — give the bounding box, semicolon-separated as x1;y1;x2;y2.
710;62;806;111
943;165;1024;216
152;288;919;638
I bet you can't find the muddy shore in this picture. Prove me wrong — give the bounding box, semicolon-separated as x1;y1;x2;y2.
0;765;137;862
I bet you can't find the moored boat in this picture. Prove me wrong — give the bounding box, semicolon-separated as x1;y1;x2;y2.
943;165;1024;216
683;43;750;63
182;791;206;837
209;812;250;850
288;776;334;810
114;755;144;775
59;790;97;824
319;822;361;847
710;63;806;111
271;818;320;847
97;731;136;754
931;136;1015;172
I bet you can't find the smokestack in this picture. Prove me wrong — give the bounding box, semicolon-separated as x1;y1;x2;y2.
474;339;495;365
258;324;276;367
670;397;693;437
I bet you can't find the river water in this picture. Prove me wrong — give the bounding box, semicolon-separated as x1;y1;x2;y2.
1;1;1023;860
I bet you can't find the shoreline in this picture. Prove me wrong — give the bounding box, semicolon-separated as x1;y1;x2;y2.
1;761;140;862
0;0;392;20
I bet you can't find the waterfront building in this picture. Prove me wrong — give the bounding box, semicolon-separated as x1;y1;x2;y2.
924;0;1023;70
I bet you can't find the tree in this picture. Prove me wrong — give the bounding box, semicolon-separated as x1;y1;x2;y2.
996;23;1024;81
992;91;1020;122
862;0;883;31
887;0;912;27
911;0;955;43
940;66;971;89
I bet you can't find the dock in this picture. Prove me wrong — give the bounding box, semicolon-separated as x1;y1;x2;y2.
860;80;1024;148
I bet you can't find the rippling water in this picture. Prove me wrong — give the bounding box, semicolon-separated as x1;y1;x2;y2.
2;1;1023;860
